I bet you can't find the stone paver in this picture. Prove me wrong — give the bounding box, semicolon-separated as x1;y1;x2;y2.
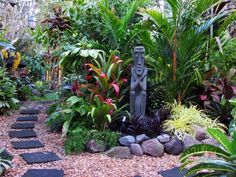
9;130;37;138
22;169;64;177
17;116;38;121
11;140;44;149
20;109;40;115
11;123;34;129
20;151;61;164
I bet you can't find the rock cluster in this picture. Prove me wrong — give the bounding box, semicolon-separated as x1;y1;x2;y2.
91;125;218;159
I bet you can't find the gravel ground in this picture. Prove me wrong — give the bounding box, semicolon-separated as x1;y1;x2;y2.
0;101;180;177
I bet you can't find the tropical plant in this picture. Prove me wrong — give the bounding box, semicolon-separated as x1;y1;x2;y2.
199;68;236;125
98;0;148;53
180;128;236;177
163;102;223;140
46;111;67;133
142;0;236;103
65;125;120;154
23;54;46;81
0;67;19;114
127;108;169;136
0;148;12;175
34;81;47;97
229;99;236;137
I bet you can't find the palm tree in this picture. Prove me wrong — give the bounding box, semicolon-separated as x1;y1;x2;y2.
142;0;235;103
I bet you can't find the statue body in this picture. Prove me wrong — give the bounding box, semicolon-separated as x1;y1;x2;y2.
130;46;147;118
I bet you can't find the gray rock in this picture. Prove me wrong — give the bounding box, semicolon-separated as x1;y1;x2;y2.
157;133;171;144
130;143;143;156
183;134;201;150
201;138;219;147
86;140;106;153
164;137;184;155
104;146;132;159
141;139;164;157
136;134;149;143
119;135;135;146
194;125;207;141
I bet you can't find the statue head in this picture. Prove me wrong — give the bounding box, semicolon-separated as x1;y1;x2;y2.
134;46;145;76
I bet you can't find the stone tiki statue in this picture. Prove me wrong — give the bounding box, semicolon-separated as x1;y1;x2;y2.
130;46;147;118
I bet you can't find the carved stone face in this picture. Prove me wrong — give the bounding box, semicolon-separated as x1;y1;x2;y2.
134;46;145;76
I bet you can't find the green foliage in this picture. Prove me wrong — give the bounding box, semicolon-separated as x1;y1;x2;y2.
17;85;32;101
142;0;235;103
210;37;236;74
0;148;12;175
163;102;224;140
34;81;45;97
200;68;236;125
46;111;67;133
23;54;46;81
65;126;120;154
31;93;59;102
229;99;236;137
0;67;19;114
147;83;168;114
180;128;236;177
46;103;59;115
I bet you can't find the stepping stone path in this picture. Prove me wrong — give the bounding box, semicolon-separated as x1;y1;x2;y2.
9;108;64;177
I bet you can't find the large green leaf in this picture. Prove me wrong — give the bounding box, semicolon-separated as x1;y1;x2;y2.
67;96;82;106
186;161;236;176
208;128;236;155
180;144;230;163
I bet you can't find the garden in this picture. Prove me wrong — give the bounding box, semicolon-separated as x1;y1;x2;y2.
0;0;236;176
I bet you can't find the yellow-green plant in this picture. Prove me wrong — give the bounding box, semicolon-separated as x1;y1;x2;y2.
163;102;224;140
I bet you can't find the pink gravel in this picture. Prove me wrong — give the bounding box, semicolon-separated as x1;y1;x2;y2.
0;101;180;177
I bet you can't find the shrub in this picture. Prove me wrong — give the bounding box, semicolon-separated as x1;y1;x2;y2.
199;68;236;125
0;67;19;114
17;85;32;101
163;102;224;140
65;126;120;154
46;111;69;133
229;98;236;137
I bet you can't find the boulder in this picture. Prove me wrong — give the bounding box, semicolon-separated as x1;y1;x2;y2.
86;140;106;153
119;135;135;146
104;146;132;159
136;134;149;143
141;139;164;157
183;134;201;150
157;133;171;144
194;125;207;141
130;143;143;156
201;138;219;147
164;137;184;155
